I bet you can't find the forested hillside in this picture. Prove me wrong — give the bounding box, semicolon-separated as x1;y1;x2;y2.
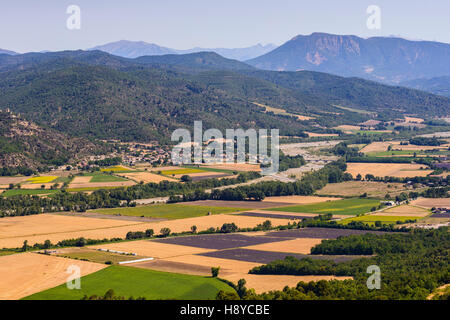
0;111;109;169
0;50;448;144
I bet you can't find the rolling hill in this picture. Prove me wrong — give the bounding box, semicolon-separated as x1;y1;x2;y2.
400;76;450;97
0;49;17;55
0;111;109;169
0;50;448;147
90;40;277;61
247;33;450;84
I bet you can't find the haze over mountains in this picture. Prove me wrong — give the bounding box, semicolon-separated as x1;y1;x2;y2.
90;40;277;61
247;33;450;84
0;49;17;55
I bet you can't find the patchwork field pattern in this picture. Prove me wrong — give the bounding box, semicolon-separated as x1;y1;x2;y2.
0;213;292;248
24;266;234;300
90;204;245;220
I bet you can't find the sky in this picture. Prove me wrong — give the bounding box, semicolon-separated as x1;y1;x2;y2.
1;0;449;53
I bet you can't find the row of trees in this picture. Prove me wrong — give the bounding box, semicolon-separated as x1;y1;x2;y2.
169;159;352;203
0;171;261;217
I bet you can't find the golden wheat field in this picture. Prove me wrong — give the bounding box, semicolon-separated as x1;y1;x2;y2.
0;253;105;300
346;163;433;178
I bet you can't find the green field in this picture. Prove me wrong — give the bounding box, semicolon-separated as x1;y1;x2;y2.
367;150;450;157
23;266;235;300
354;130;391;136
340;215;419;226
269;198;381;216
91;204;243;219
67;186;124;192
1;189;59;197
160;168;206;175
57;250;142;264
85;173;128;183
186;166;235;174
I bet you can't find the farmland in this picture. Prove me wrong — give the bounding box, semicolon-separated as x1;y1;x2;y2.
340;215;420;226
268;198;381;216
0;212;292;248
25;176;58;184
316;181;416;198
346;162;433;178
55;249;145;264
90;204;245;220
0;253;106;300
1;189;59;197
100;166;132;173
119;171;177;183
24;266;235;300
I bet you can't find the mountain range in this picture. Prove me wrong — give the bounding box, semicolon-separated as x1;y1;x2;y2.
0;49;449;166
247;33;450;84
90;40;277;61
400;76;450;98
0;49;17;55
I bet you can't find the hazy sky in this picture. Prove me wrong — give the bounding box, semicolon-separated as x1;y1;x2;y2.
1;0;449;53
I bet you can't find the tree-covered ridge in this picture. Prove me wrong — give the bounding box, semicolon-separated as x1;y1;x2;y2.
0;50;448;144
0;111;109;168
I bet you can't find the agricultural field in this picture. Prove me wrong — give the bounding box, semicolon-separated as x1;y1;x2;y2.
24;266;235;300
361;141;450;154
1;189;59;197
25;176;58;184
200;163;261;172
0;212;291;248
55;249;145;264
411;197;450;209
90;204;245;220
252;102;313;121
87;173;129;183
119;171;177;183
262;195;341;204
268;198;381;216
0;253;106;300
339;215;420;226
316;181;416;198
90;228;379;293
100;166;132;173
160;168;205;176
346;163;433;178
371;205;430;217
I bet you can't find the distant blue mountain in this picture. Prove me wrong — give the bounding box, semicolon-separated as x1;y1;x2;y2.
90;40;277;61
0;48;17;55
247;33;450;84
401;76;450;97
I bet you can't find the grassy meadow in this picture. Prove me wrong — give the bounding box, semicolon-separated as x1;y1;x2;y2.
23;266;235;300
269;198;381;216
